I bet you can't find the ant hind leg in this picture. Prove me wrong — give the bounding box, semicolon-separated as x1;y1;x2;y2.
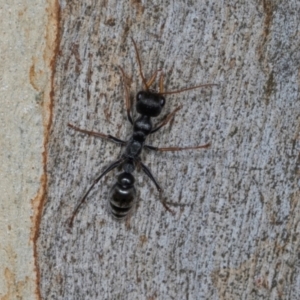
139;161;175;215
68;158;124;228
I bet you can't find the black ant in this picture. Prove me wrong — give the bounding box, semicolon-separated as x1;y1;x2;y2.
68;38;217;226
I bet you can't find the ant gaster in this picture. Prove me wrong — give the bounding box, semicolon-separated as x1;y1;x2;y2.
68;38;217;226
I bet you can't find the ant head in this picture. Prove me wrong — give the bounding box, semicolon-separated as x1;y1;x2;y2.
136;91;165;117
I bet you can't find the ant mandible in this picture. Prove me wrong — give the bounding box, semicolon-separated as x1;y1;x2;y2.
68;38;216;226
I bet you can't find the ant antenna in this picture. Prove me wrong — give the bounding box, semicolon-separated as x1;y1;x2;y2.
131;37;218;95
160;83;218;95
131;37;149;90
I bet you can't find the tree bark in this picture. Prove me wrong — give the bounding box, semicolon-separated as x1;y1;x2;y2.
38;1;300;299
0;1;58;299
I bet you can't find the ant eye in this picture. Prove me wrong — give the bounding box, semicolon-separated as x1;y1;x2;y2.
160;97;165;107
137;92;143;101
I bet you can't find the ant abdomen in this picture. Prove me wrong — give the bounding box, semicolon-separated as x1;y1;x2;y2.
108;172;136;219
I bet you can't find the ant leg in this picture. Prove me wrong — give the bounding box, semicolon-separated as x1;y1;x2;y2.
119;65;160;122
69;158;124;227
139;161;175;214
68;124;126;145
139;161;161;191
150;71;180;134
151;105;182;134
119;66;133;125
145;143;211;152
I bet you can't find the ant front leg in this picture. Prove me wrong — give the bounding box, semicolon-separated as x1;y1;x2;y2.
151;105;182;134
150;72;182;133
68;124;126;145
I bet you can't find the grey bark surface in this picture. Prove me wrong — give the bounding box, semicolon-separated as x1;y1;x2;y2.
37;1;300;299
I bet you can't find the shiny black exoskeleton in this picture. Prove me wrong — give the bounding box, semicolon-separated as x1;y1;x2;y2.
109;172;136;218
68;38;216;225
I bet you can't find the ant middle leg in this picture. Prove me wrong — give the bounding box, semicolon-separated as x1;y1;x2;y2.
68;124;126;145
144;143;211;152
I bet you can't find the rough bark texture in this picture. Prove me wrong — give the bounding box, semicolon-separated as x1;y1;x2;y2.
38;1;300;299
